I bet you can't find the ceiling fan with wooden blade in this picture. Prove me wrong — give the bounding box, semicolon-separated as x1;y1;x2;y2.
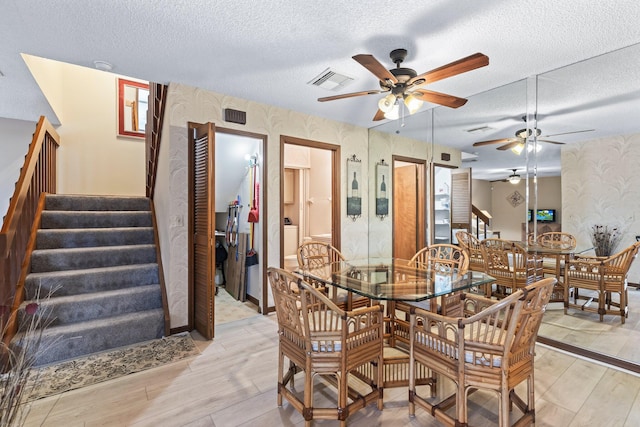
318;49;489;121
491;169;522;183
472;117;595;153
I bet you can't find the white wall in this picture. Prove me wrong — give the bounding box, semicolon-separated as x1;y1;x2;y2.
562;132;640;281
0;117;38;221
155;82;369;328
24;55;146;196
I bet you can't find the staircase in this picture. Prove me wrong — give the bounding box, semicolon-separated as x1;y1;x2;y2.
12;194;165;367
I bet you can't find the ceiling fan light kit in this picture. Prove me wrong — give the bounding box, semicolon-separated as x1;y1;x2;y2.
317;48;489;121
508;169;521;184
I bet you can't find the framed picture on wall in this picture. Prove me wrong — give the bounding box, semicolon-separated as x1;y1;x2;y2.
117;78;150;138
375;160;389;219
347;155;361;220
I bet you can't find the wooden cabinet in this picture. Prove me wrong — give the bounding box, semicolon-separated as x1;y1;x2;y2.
284;169;294;204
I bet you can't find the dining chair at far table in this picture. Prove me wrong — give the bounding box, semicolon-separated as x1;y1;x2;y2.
456;230;487;273
390;244;469;348
564;241;640;324
297;240;370;310
408;277;556;427
535;231;577;302
266;267;385;427
482;238;543;299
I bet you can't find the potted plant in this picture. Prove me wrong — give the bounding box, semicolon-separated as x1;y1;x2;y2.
590;224;622;257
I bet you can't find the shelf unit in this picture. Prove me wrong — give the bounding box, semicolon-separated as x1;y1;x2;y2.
433;166;452;244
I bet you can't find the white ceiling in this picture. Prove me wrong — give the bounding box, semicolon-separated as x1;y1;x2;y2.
2;1;640;180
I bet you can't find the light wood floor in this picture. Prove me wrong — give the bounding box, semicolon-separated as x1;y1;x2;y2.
23;309;640;427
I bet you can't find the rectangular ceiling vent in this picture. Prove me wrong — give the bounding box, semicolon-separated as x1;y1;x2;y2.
465;125;494;134
308;68;354;91
461;152;478;162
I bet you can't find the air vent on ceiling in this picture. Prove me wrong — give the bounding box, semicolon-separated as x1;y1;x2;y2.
461;152;478;162
308;68;354;91
465;125;494;134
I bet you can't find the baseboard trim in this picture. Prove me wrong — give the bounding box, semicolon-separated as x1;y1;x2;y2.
246;294;261;313
169;325;190;335
537;336;640;374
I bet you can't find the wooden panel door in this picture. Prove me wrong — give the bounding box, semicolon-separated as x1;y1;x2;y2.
191;122;215;339
393;160;425;260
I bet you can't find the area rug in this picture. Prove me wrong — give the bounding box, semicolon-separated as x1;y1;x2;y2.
26;332;200;401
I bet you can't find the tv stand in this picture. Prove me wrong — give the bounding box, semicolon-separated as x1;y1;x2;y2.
521;222;561;241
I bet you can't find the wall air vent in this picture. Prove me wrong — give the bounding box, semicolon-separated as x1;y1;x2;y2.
224;108;246;125
308;68;354;91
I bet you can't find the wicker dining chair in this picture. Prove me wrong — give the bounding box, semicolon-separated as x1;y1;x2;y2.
455;230;486;273
267;267;384;427
536;231;577;273
536;231;577;302
564;241;640;324
297;240;370;310
390;244;469;348
408;277;556;427
481;238;543;299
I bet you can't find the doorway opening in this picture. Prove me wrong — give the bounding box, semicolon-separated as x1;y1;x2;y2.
188;122;267;339
280;136;340;270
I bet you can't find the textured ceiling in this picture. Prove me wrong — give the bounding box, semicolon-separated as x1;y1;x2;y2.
2;1;640;179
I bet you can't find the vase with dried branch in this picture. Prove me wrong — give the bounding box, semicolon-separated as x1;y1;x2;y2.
1;287;55;426
590;224;622;257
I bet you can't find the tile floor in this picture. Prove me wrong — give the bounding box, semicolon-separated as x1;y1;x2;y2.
22;306;640;426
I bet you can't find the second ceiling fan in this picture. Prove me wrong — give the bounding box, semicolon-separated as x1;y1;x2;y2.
318;49;489;121
472;117;595;154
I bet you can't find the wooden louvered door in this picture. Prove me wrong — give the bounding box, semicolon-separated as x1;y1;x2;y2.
451;168;472;239
190;122;215;339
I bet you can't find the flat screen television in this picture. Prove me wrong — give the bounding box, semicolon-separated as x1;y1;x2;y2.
527;209;556;222
536;209;556;222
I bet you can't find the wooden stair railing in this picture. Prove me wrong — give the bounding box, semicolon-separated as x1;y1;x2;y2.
1;116;59;337
472;204;493;239
144;82;171;335
146;83;168;199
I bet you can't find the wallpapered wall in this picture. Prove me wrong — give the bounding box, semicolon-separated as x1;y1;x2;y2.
367;129;462;258
155;82;369;328
562;133;640;281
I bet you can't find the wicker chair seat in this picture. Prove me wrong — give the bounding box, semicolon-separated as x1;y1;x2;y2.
409;278;556;427
414;324;506;368
268;267;384;426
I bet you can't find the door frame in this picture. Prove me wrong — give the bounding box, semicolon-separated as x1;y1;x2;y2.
188;124;269;336
392;155;427;258
280;136;341;266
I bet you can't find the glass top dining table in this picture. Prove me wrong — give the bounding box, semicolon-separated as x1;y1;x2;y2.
295;258;495;302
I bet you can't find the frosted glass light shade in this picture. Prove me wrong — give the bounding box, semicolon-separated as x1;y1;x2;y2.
378;93;396;113
404;94;423;114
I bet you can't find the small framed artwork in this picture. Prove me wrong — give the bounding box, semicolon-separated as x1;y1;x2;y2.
375;160;389;219
346;154;362;221
117;78;150;138
507;190;525;207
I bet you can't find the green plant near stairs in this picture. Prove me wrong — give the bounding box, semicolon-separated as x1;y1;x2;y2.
11;194;165;367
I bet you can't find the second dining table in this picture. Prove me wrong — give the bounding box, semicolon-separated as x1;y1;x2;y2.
295;257;495;389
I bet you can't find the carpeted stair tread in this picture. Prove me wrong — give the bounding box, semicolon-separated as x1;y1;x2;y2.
24;264;159;299
41;211;152;229
36;227;154;249
14;309;165;367
19;284;162;326
30;244;157;273
12;194;165;368
45;194;151;211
